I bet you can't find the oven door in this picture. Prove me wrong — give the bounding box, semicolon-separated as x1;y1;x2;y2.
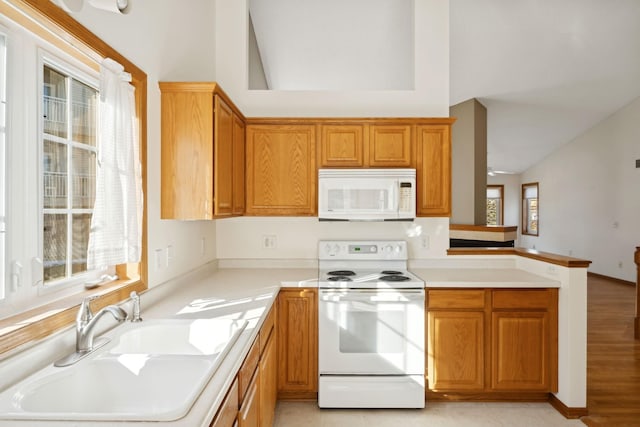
319;288;424;375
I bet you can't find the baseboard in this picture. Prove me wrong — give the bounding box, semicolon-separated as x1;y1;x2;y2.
426;390;548;402
587;271;635;286
277;391;317;401
548;394;588;419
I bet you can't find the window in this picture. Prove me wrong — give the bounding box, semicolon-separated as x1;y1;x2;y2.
522;182;538;236
486;185;504;226
41;62;103;285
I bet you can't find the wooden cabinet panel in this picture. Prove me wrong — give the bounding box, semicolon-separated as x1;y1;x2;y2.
238;338;260;403
428;311;484;391
259;332;277;427
210;378;238;427
428;290;485;309
277;288;318;398
319;124;365;167
369;125;412;166
214;96;233;216
491;312;550;391
245;125;316;215
492;290;552;309
238;369;260;427
160;88;214;219
159;82;245;220
416;124;451;216
260;304;276;356
232;114;246;215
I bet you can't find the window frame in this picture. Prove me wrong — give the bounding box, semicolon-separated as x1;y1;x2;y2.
38;53;108;291
486;184;504;226
0;0;147;356
0;29;6;302
522;182;539;236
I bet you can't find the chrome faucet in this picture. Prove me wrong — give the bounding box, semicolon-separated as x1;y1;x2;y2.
129;291;143;322
54;297;127;367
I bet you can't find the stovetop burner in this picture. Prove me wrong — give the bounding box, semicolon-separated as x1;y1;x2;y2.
328;276;352;282
381;270;402;275
328;270;356;276
379;275;411;282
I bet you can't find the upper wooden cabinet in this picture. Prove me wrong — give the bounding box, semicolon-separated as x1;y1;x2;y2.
416;124;452;217
369;124;412;167
319;124;365;167
245;124;316;216
159;82;245;219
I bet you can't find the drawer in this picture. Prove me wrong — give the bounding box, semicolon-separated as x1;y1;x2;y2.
492;289;553;310
210;377;238;427
260;304;276;356
238;337;260;402
428;289;485;309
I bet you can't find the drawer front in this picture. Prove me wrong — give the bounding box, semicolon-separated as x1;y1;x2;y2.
428;290;485;309
492;290;552;310
260;304;276;355
238;338;260;402
210;377;238;427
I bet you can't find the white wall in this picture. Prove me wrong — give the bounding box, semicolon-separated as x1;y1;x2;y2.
216;217;450;261
70;0;219;288
520;96;640;282
215;0;450;117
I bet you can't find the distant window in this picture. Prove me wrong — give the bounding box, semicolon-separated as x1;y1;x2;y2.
522;182;538;236
486;185;503;226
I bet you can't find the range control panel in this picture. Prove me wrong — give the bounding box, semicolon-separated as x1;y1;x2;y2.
319;240;408;260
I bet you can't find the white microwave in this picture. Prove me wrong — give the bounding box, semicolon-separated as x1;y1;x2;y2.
318;169;416;221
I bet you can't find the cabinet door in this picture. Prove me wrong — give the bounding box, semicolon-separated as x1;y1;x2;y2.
232;114;245;215
428;311;485;391
277;289;318;399
491;311;550;391
320;124;365;167
238;369;260;427
245;125;316;215
210;378;238;427
259;331;277;427
369;124;412;167
214;96;234;216
415;124;451;216
160;89;214;219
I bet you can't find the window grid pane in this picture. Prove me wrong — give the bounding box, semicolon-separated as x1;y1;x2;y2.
0;34;6;300
42;64;98;284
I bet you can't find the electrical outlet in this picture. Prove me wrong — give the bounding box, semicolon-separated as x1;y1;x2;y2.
166;245;173;266
154;248;164;270
618;261;623;269
262;235;277;249
421;235;430;249
201;237;206;256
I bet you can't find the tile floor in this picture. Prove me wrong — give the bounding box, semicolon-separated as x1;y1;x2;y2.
274;401;585;427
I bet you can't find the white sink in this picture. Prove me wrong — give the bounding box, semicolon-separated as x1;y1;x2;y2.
0;318;247;421
110;318;245;356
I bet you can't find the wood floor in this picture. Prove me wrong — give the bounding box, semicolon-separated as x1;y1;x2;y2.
582;275;640;427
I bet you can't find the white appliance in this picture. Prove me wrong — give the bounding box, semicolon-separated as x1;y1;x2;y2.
317;240;425;409
318;169;416;221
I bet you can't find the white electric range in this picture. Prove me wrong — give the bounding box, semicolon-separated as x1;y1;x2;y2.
317;240;425;409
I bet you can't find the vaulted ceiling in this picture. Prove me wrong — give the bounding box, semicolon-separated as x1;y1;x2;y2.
251;0;640;174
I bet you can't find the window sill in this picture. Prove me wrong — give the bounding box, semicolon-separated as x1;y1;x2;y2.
0;278;146;357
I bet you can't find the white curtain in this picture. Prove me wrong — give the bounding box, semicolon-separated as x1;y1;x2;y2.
87;58;142;269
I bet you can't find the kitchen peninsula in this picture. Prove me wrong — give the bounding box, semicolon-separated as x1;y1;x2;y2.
0;247;589;426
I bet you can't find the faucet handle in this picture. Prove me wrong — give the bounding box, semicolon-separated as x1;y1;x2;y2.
77;296;97;323
130;291;142;322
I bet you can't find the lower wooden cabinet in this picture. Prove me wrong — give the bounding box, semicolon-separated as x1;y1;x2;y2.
238;369;260;427
259;330;277;427
427;288;558;395
210;378;239;427
277;288;318;399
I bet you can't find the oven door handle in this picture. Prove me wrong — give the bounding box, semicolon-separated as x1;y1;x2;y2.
319;289;424;303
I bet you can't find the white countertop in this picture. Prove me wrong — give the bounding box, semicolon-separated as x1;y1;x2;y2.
0;264;559;426
413;268;560;288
